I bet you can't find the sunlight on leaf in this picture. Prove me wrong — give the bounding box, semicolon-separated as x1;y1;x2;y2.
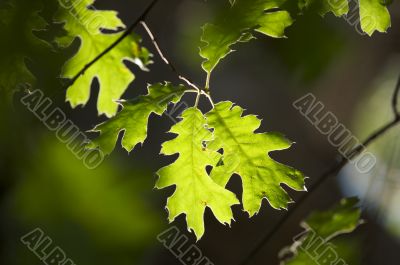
299;0;349;17
359;0;391;36
156;107;239;239
54;0;151;117
88;83;187;154
200;0;293;74
207;101;306;216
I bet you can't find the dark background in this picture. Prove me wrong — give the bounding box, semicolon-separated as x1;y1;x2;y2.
1;0;400;264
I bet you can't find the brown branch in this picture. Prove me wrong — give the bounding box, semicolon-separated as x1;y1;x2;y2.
238;74;400;265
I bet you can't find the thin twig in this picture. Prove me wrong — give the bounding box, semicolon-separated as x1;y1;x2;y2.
238;75;400;265
201;90;215;108
64;0;160;89
140;21;200;92
391;74;400;118
184;89;200;94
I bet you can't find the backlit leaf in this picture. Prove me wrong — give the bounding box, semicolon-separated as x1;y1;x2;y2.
299;0;349;17
156;107;239;239
359;0;391;36
200;0;293;74
88;83;187;154
54;0;151;117
206;101;306;216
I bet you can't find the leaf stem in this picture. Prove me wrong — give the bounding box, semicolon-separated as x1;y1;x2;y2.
201;90;215;108
205;72;211;93
185;89;200;94
195;91;201;108
140;21;216;109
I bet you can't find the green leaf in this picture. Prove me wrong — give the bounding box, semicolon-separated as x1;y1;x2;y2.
304;197;362;238
54;0;151;117
359;0;391;36
206;101;306;216
88;83;187;155
299;0;390;35
0;0;49;102
200;0;293;74
299;0;349;17
156;107;239;239
280;197;362;265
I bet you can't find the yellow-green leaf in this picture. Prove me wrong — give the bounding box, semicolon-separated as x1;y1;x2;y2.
55;0;151;117
200;0;293;74
359;0;391;36
88;83;187;155
299;0;349;17
299;0;391;35
156;107;239;239
206;101;306;216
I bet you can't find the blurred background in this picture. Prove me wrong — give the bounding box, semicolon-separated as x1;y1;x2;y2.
1;0;400;264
